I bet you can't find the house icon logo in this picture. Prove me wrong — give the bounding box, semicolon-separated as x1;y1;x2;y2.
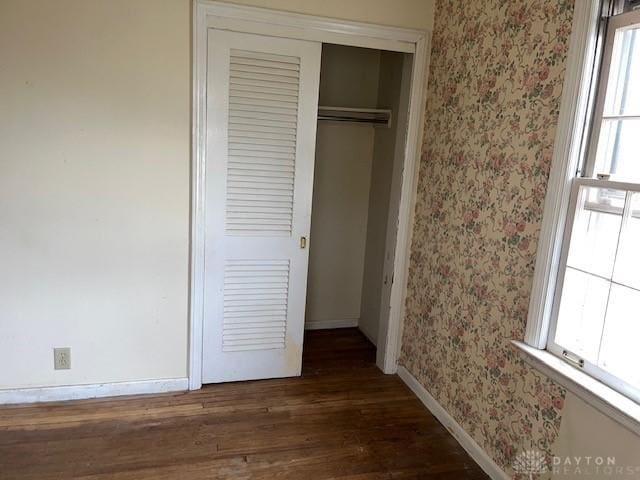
513;450;548;479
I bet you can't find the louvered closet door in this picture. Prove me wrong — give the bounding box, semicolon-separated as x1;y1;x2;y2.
202;29;321;383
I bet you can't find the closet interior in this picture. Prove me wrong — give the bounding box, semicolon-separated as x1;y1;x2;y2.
305;44;413;349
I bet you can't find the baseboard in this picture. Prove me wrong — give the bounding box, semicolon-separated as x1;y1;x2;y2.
304;318;358;330
397;366;510;480
0;377;189;405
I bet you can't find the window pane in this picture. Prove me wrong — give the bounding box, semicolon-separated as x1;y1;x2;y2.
594;118;640;179
604;26;640;116
566;186;624;278
555;187;640;395
613;192;640;290
594;25;640;180
555;268;609;363
597;284;640;391
555;186;626;363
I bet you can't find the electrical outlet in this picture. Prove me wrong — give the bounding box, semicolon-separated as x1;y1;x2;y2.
53;347;71;370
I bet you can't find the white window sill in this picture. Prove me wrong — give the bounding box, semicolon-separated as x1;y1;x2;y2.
512;340;640;437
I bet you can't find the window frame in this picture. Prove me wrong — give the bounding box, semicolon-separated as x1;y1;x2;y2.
546;8;640;405
525;0;640;411
524;0;605;350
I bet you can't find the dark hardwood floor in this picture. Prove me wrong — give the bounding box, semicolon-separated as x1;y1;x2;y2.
0;329;488;479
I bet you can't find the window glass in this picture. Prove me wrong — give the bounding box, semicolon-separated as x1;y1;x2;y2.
556;267;609;363
595;26;640;179
555;188;640;394
612;192;640;289
604;27;640;116
566;187;623;278
594;118;640;179
598;283;640;390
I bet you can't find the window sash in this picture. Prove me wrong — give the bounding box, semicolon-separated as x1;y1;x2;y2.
547;177;640;404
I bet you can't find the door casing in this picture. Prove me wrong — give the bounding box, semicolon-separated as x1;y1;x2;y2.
191;0;432;390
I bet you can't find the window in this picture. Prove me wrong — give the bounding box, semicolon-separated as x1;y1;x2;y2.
546;6;640;404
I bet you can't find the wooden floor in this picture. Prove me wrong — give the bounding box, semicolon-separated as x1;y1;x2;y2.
0;329;487;479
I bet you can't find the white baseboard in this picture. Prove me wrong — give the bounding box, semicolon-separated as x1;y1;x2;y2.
0;377;189;405
305;318;358;330
397;366;509;480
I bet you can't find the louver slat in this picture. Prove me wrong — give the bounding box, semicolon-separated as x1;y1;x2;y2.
223;260;290;352
225;49;300;237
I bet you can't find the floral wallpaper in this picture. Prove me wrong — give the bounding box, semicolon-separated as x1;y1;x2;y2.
399;0;574;476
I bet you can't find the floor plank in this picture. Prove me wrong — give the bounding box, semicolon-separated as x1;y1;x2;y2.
0;328;488;479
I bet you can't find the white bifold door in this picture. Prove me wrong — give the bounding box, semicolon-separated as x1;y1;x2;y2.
202;29;321;383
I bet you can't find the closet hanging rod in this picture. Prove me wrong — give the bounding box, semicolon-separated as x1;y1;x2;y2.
317;106;392;127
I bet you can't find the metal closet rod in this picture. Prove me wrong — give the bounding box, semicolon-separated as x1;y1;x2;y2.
317;106;392;127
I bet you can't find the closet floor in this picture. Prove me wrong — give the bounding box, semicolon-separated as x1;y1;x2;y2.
0;329;488;479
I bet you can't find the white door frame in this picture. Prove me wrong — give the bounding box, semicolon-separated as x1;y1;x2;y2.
190;0;432;390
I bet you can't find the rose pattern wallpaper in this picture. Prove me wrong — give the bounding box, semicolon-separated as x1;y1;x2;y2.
399;0;574;475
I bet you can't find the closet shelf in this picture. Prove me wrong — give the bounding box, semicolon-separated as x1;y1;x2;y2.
317;106;391;127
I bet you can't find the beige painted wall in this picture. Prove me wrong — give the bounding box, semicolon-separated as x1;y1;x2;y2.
359;51;406;345
226;0;434;31
549;393;640;478
318;44;382;108
307;124;375;325
306;45;379;326
0;0;190;389
0;0;434;391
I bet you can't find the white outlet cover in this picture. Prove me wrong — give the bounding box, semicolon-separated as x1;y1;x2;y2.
54;347;71;370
